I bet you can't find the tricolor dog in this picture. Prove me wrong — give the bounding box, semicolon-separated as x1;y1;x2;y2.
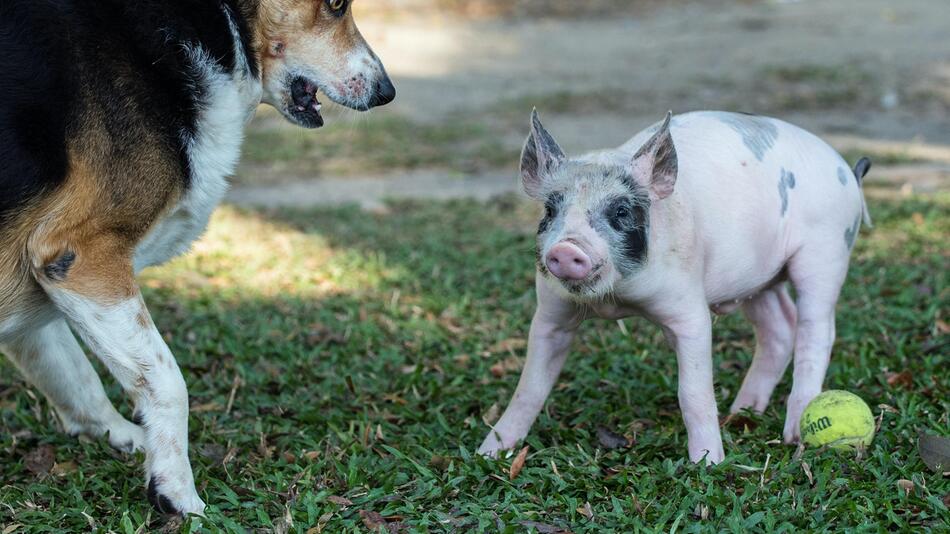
479;110;871;464
0;0;393;515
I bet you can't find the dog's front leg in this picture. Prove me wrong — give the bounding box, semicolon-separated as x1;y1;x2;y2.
33;243;204;516
1;318;145;453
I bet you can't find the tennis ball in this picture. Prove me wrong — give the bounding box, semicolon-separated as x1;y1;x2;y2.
799;390;875;449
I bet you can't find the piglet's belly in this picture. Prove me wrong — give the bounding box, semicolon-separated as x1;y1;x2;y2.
705;259;789;315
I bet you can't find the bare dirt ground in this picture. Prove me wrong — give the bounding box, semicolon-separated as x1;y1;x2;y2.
229;0;950;207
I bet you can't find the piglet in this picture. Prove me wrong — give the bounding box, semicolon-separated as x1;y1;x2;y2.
479;110;872;463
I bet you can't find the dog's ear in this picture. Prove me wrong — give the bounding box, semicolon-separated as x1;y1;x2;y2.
521;109;565;200
630;111;678;201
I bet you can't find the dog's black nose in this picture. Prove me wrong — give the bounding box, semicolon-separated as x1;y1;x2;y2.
368;76;396;108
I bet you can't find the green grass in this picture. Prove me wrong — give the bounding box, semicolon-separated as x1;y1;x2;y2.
1;194;948;532
238;114;517;184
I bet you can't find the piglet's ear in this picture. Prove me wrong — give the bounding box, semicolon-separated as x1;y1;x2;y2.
631;111;678;201
521;109;565;200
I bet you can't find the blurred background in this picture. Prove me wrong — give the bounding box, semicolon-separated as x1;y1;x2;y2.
230;0;949;207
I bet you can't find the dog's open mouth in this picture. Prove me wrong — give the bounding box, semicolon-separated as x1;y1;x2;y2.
288;76;324;128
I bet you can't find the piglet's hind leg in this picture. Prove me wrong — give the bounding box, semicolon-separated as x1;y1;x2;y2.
730;284;797;414
783;252;849;443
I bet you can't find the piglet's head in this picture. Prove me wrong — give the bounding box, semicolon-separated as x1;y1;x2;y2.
522;110;678;301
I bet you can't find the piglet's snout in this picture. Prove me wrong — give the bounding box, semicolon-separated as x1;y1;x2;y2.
545;242;593;280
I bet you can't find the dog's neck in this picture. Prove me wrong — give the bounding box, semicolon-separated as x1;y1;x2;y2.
234;0;266;66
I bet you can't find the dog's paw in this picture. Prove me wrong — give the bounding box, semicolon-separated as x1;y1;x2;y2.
147;477;206;517
61;413;145;454
105;418;146;453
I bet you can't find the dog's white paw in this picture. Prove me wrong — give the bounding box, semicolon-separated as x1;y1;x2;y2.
61;412;145;454
105;418;146;453
147;475;206;517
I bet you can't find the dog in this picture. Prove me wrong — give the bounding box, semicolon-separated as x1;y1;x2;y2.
0;0;394;516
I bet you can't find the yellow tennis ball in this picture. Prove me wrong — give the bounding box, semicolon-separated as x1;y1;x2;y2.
799;390;875;449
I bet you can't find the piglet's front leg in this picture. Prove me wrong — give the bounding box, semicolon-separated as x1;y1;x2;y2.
478;279;580;457
661;303;725;464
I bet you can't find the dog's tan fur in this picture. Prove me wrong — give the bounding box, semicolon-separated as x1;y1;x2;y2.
0;0;393;515
2;0;377;319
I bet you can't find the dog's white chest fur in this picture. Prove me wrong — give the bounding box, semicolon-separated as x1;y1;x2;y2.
133;16;261;273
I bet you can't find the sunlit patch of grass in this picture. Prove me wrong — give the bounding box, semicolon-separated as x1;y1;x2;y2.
1;194;947;531
140;206;401;299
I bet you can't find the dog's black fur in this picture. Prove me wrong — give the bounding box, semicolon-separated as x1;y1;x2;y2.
0;0;257;225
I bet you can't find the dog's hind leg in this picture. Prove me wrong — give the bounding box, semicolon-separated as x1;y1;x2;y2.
2;318;145;453
30;232;205;517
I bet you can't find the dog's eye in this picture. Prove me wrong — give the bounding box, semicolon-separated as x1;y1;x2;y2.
614;205;630;220
327;0;346;12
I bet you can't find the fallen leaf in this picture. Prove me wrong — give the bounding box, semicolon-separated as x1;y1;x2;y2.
428;455;451;471
51;461;77;477
937;320;950;335
509;446;529;480
327;495;353;507
359;510;389;532
198;443;226;464
488;338;526;354
911;212;925;226
304;450;320;461
23;445;55;477
190;401;222;413
489;363;506;378
519;520;573;533
885;371;913;389
489;355;524;378
2;524;23;534
482;403;500;426
801;461;814;486
919;434;950;473
720;413;759;431
897;479;914;496
942;493;950;507
595;426;631;450
576;502;594;520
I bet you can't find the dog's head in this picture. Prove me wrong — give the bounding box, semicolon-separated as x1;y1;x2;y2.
256;0;395;128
